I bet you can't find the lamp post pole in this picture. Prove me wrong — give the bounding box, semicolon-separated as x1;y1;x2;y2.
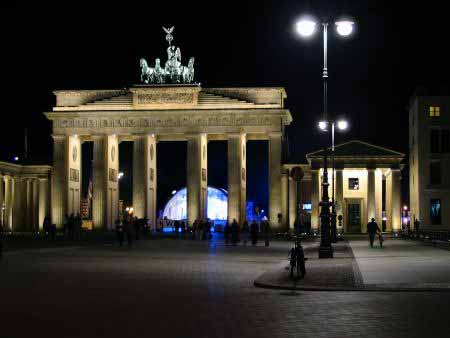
318;22;333;258
331;122;338;243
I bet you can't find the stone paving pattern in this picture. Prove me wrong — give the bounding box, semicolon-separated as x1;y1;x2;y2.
1;236;450;338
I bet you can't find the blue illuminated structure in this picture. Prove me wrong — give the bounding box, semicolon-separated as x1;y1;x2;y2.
163;186;228;221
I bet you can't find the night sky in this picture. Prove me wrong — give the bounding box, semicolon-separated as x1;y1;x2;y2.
1;1;448;210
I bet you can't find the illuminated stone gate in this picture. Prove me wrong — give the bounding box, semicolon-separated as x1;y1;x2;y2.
45;86;292;230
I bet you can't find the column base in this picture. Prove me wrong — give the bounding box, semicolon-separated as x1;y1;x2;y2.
318;245;334;259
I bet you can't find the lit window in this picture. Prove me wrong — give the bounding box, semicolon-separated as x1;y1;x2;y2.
430;199;441;225
348;178;359;190
429;106;440;117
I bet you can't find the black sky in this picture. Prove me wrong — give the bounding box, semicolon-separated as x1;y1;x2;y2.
1;1;449;208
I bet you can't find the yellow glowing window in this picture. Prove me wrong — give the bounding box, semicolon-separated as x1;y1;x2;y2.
429;106;440;117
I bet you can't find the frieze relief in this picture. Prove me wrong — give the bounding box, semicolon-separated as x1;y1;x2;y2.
137;93;194;104
54;115;278;129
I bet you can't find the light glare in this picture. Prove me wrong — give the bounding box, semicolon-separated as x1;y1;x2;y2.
296;19;316;37
337;120;348;130
336;20;354;36
318;121;328;130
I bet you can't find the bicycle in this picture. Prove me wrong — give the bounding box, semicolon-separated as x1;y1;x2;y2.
289;235;306;279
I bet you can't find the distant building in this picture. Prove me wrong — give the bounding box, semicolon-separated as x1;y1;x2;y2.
409;91;450;229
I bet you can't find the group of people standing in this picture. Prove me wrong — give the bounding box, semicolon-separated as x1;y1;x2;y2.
62;213;83;240
115;214;150;247
224;218;271;247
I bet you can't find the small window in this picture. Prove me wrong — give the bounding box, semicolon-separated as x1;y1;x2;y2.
429;106;441;117
430;129;440;153
441;129;450;153
348;178;359;190
430;161;441;185
430;199;442;225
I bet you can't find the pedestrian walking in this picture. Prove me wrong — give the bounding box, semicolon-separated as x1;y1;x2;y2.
241;220;249;246
378;231;384;248
250;221;258;246
115;219;124;247
231;219;239;246
224;222;230;245
124;216;133;248
262;217;271;247
414;218;420;235
367;218;381;248
174;220;180;238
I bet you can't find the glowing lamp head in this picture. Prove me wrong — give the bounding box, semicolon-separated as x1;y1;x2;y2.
13;156;19;161
296;19;317;37
403;205;408;211
337;120;349;130
335;20;354;37
318;121;328;131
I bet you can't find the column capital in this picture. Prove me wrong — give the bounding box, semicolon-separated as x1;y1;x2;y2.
51;134;67;141
227;132;246;138
268;132;283;138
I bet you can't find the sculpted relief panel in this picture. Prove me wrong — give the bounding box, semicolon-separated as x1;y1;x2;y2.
54;115;279;130
137;93;194;105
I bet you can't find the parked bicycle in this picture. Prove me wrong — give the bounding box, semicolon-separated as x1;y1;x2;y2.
289;235;306;279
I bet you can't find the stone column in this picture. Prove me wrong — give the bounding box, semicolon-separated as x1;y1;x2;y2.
281;169;289;230
4;176;13;231
38;178;49;231
93;135;118;230
227;133;246;224
26;179;33;231
288;176;297;230
269;133;282;228
67;135;81;217
133;134;157;227
367;168;376;222
133;135;146;218
32;179;39;232
12;178;26;232
0;174;3;228
375;169;383;224
187;134;208;226
311;170;320;232
147;136;157;229
51;135;67;228
390;169;402;232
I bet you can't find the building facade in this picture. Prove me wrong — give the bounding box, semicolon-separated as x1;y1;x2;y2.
409;93;450;229
0;161;51;232
282;141;404;233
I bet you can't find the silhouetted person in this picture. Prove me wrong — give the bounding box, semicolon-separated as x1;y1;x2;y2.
367;218;381;248
124;216;133;247
115;219;124;247
63;214;69;238
231;219;239;246
262;218;271;247
224;222;230;245
250;221;259;245
414;218;420;235
43;215;51;236
241;221;249;246
174;220;180;238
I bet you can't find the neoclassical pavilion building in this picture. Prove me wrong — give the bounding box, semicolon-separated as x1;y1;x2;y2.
45;85;292;230
0;161;51;232
281;141;404;233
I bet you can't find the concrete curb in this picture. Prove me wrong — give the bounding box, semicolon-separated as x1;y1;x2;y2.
253;280;450;292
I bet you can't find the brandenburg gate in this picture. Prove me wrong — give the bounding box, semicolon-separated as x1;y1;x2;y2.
45;85;292;230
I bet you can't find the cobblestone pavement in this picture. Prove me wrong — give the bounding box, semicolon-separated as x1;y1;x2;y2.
1;238;449;338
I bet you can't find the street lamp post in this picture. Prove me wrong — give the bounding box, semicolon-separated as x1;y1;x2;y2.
296;17;354;258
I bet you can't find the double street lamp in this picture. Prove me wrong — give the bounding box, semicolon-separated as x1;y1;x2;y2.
296;16;354;258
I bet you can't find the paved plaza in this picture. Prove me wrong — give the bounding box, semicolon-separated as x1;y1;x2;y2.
1;236;450;338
